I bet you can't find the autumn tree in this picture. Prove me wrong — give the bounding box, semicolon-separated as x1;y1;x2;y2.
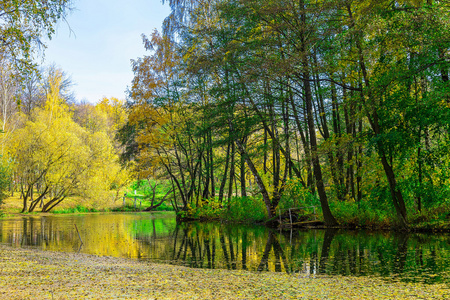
129;30;195;211
71;98;131;204
9;70;125;212
96;97;127;137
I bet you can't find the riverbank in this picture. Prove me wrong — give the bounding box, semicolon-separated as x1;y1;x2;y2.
0;195;173;218
178;199;450;232
2;195;450;232
0;244;448;299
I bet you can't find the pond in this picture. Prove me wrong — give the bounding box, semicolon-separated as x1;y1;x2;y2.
0;212;449;284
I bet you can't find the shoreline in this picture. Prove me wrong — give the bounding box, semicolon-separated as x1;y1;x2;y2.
0;244;449;299
3;196;449;233
2;210;450;233
178;214;450;233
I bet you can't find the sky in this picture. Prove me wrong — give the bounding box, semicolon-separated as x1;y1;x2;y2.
43;0;172;103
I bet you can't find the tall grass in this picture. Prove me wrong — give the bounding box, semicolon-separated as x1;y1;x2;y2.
52;205;99;214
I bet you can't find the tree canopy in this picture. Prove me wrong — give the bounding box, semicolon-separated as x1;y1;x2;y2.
0;0;72;71
122;0;450;228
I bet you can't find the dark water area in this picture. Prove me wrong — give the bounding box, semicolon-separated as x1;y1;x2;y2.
0;212;448;284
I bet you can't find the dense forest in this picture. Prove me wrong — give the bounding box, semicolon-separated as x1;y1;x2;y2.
123;0;450;229
1;0;450;230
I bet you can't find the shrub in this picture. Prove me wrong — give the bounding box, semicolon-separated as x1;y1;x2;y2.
0;157;12;205
181;198;226;220
279;178;320;210
330;200;392;228
225;196;267;222
177;196;267;223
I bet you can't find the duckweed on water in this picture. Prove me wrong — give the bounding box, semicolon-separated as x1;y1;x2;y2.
0;244;449;299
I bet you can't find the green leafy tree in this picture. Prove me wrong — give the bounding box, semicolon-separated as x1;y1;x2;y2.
0;155;12;205
0;0;72;71
127;0;450;227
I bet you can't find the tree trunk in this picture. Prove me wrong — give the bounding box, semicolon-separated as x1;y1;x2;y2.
219;143;231;204
227;141;235;208
234;137;273;219
300;0;337;226
240;140;247;197
209;131;215;198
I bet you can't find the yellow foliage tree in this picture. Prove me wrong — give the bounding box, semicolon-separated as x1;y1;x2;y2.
95;97;127;137
9;70;128;212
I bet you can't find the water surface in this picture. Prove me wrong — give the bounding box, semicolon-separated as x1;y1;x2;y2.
0;213;448;284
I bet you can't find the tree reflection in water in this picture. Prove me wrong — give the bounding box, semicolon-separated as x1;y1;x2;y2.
0;214;448;283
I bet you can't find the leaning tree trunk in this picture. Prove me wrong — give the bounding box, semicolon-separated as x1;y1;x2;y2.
300;0;337;226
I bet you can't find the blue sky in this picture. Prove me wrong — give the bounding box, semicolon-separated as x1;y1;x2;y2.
43;0;171;103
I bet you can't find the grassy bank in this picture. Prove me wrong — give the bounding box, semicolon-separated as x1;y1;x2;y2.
178;196;450;231
0;192;174;217
0;244;448;299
